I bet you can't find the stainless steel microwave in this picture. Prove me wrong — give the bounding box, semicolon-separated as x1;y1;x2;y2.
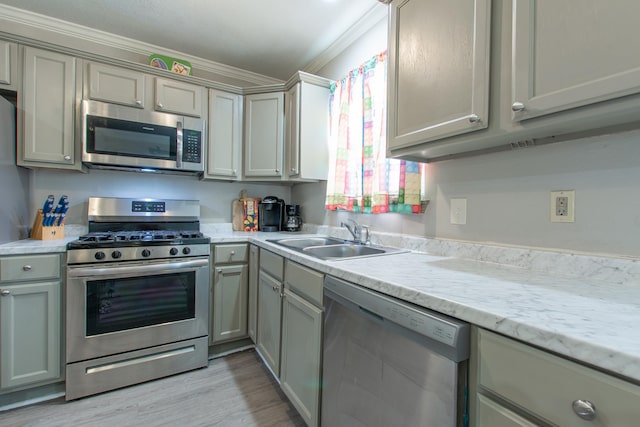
81;99;205;174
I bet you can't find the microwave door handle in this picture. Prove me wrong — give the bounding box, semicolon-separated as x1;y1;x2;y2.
176;120;183;168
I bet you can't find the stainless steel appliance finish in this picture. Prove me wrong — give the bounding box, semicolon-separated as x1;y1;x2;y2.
81;100;205;174
65;197;210;400
322;276;470;427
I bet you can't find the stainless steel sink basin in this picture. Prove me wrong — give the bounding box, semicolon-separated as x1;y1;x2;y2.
268;237;407;260
270;237;346;249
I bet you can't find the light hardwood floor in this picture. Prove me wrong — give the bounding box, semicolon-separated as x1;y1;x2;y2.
0;350;305;427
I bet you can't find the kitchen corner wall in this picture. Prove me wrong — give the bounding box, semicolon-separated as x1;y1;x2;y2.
294;14;640;258
30;169;291;228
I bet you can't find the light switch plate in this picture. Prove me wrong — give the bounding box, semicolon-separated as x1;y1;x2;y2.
450;198;467;225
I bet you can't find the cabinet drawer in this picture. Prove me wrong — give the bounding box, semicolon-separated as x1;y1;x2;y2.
284;260;323;307
477;394;538;427
214;244;248;264
0;254;60;282
260;249;283;281
478;328;640;427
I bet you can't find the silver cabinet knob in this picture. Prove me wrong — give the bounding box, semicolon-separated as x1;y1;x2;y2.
1;289;10;296
135;99;142;106
572;400;596;421
63;155;71;161
232;169;237;175
512;102;525;112
157;103;164;109
230;250;235;255
23;265;32;271
468;114;481;123
291;168;296;172
275;169;279;174
217;269;222;274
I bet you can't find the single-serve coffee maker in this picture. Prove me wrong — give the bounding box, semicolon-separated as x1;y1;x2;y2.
285;205;302;232
258;196;285;232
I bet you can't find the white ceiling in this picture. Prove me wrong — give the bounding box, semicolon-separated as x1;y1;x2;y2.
0;0;386;80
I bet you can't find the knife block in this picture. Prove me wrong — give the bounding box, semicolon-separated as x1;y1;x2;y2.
31;209;65;240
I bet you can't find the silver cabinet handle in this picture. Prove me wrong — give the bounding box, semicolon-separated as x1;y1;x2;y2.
157;103;164;109
232;169;237;175
468;114;481;123
63;155;71;161
230;250;235;255
23;265;32;271
135;99;142;106
275;169;279;173
572;400;596;421
217;269;222;274
1;289;10;296
512;102;525;112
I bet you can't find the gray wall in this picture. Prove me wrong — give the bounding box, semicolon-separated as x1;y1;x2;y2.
30;169;291;228
292;17;640;258
0;96;30;242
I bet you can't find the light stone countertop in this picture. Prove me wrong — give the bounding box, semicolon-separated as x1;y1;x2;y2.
2;227;639;384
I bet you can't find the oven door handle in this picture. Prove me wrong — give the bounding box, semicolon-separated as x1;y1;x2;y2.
67;258;209;278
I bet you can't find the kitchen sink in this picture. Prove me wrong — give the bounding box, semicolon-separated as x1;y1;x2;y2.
270;237;346;249
268;237;407;260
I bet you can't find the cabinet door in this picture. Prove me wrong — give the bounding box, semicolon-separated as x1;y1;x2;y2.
87;62;145;108
256;271;282;376
387;0;491;150
248;245;259;343
244;92;284;178
0;40;15;87
20;47;76;166
155;77;203;117
284;83;300;179
512;0;640;121
0;281;61;389
205;89;242;179
280;289;322;427
211;264;248;344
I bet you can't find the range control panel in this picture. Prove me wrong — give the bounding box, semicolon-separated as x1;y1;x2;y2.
132;201;166;213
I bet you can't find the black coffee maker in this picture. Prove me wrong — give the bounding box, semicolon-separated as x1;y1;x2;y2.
285;205;302;232
258;196;285;232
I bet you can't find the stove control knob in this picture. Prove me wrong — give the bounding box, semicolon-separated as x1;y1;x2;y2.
182;247;191;255
111;250;122;259
170;247;179;256
141;249;151;258
95;251;106;260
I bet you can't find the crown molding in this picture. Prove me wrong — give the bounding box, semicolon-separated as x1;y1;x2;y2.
302;4;388;76
0;4;282;86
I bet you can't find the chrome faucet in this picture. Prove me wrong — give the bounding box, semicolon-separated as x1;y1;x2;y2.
341;219;370;244
341;219;361;242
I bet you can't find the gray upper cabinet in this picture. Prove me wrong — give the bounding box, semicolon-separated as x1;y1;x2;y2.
205;89;243;180
284;77;330;182
18;46;81;170
387;0;491;150
244;92;284;179
87;62;145;108
0;40;18;91
155;77;204;118
511;0;640;121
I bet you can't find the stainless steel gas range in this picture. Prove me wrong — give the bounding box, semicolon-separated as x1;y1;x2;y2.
65;197;210;400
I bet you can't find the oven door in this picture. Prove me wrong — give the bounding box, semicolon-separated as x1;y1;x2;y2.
66;257;209;363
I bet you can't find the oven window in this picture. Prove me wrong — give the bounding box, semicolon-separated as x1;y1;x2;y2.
86;272;195;336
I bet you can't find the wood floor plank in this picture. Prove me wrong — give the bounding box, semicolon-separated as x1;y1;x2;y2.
0;350;305;427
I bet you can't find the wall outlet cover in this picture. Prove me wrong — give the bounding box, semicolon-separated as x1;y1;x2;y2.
550;190;575;222
450;198;467;225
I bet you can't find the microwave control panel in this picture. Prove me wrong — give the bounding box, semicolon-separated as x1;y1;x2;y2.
183;129;202;163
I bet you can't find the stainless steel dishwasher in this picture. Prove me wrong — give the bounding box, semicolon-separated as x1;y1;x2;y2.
322;276;470;427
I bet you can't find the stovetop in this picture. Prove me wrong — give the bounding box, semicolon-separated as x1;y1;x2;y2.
67;230;209;249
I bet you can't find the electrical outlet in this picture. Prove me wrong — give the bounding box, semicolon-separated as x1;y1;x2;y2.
550;190;575;222
450;198;467;225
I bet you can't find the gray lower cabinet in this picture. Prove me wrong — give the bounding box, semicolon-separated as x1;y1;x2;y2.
472;327;640;426
247;244;259;342
211;244;249;345
0;254;62;391
281;260;323;427
256;249;284;376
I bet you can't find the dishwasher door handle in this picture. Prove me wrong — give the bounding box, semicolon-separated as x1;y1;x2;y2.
359;305;384;322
